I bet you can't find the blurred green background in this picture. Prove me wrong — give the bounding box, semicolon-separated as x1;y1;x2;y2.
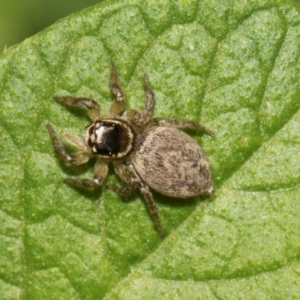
0;0;101;52
1;0;300;53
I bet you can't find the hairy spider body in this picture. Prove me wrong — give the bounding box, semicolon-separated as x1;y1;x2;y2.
132;126;213;198
47;65;214;237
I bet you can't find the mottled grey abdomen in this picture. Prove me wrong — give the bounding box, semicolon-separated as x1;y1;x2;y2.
132;127;213;198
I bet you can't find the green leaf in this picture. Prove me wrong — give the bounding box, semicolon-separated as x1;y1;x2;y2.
1;0;300;299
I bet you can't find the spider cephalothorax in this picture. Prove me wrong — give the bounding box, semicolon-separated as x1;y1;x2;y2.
85;119;135;158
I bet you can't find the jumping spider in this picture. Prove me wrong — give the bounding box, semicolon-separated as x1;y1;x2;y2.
47;65;214;237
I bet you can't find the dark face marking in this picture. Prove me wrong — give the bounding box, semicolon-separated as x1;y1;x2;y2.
89;122;121;155
87;119;135;158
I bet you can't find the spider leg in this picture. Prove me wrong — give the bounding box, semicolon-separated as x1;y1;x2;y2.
46;124;91;165
126;73;155;128
111;162;165;237
54;96;101;121
64;159;108;189
109;64;125;117
146;118;215;136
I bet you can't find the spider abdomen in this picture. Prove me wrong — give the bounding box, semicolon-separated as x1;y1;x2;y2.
132;127;213;198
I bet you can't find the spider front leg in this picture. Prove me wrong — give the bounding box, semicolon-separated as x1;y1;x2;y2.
140;74;155;122
145;118;215;136
47;124;108;188
127;74;155;128
54;96;101;121
64;159;109;189
109;64;125;117
46;124;90;165
110;163;164;237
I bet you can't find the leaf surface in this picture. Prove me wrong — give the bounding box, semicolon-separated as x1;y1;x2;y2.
1;0;300;299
